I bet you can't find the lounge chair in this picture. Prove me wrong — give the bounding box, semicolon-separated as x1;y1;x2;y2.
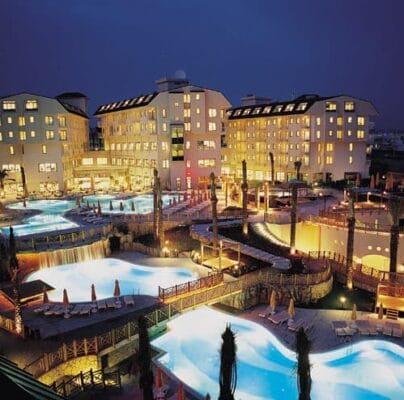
383;323;393;336
258;306;273;318
33;304;50;314
123;295;135;306
368;322;378;336
268;310;289;325
106;298;117;309
355;320;370;336
288;319;305;332
70;304;84;315
392;326;402;338
97;300;107;311
332;321;348;331
44;304;64;316
80;304;93;316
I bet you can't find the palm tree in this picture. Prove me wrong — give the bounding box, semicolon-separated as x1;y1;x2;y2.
346;195;355;290
269;152;275;185
153;169;158;241
20;166;28;198
294;160;302;181
0;241;11;282
9;226;23;335
0;168;8;191
210;172;219;255
218;325;237;400
295;327;312;400
241;160;248;235
290;182;298;255
387;196;404;274
137;315;154;400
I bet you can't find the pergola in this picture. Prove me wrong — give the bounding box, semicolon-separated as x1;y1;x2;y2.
200;239;241;272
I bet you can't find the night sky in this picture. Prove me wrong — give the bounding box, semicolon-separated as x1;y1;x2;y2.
1;0;403;128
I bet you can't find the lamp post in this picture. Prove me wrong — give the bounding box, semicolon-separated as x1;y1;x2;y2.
367;191;371;203
319;192;327;213
340;296;346;310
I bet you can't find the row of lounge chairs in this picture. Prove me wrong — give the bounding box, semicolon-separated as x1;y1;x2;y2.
332;319;402;339
260;309;312;333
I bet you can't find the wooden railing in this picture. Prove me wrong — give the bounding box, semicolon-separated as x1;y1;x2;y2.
158;273;224;301
52;367;121;398
378;284;404;298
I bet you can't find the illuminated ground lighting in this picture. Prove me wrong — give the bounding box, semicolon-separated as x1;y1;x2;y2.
25;258;198;301
1;193;182;236
152;307;404;400
253;223;289;248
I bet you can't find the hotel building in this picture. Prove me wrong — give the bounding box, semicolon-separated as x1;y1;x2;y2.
85;75;230;191
0;92;89;195
223;94;378;183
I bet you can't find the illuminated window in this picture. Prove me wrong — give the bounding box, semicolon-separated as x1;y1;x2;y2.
0;132;2;141
208;122;216;131
326;143;333;152
326;155;333;164
186;160;191;168
184;109;191;118
143;142;149;151
59;130;67;140
2;164;20;172
9;145;15;155
316;117;321;126
349;156;353;164
337;130;343;140
337;117;343;126
174;102;179;107
357;130;365;139
328;130;333;137
97;158;107;165
19;131;26;140
195;94;200;100
161;142;168;151
344;101;355;111
8;131;13;138
162;122;167;132
285;104;295;112
263;106;272;114
7;117;13;124
30;130;36;137
196;121;201;128
82;158;93;165
329;116;334;123
185;141;190;149
162;108;167;117
3;101;16;110
357;116;365;125
42;144;47;154
274;105;283;113
58;116;66;127
347;130;352;137
25;99;38;110
184;122;191;131
46;130;55;140
347;116;353;123
44;116;54;125
29;116;35;123
317;156;321;165
183;94;190;103
18;116;25;126
326;102;337;111
162;159;169;168
197;159;216;167
151;142;157;151
242;108;251;116
316;130;321;139
197;140;216;150
39;163;57;172
296;102;308;111
349;143;353;152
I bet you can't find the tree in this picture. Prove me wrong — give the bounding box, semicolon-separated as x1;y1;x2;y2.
20;166;28;198
295;327;312;400
9;227;23;335
294;160;302;181
387;196;404;274
290;182;298;255
269;152;275;185
137;315;154;400
346;195;355;290
0;169;8;191
218;325;237;400
0;241;11;282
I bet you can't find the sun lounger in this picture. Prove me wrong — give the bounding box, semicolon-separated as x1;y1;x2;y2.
383;324;393;336
355;320;370;336
332;321;348;331
268;310;289;325
106;298;117;309
123;295;135;306
33;304;50;314
258;306;273;318
70;304;84;315
80;304;93;316
44;304;64;316
392;327;402;338
97;300;107;311
288;319;305;332
368;322;378;336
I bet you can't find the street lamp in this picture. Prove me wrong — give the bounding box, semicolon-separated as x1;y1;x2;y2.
319;192;327;213
340;296;346;310
367;191;371;203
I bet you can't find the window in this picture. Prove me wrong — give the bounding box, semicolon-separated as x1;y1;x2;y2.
274;105;283;113
184;109;190;118
151;142;157;151
208;108;217;117
39;163;57;172
349;156;353;164
9;145;15;155
195;94;200;100
58;116;66;127
337;130;343;140
183;94;190;103
328;130;333;137
42;144;47;154
25;100;38;110
197;140;215;150
349;143;353;152
2;164;20;172
357;117;365;126
97;158;107;165
7;117;13;124
143;142;149;151
59;130;67;140
185;141;190;150
208;122;216;131
162;142;168;151
46;130;55;140
316;117;321;126
347;116;353;123
29;116;35;123
347;130;352;137
357;130;365;139
285;104;295;112
337;117;343;126
316;130;321;139
242;108;251;116
196;107;201;114
8;131;13;138
18;116;25;126
326;102;337;111
19;131;26;140
263;106;272;114
82;158;93;166
0;132;2;141
326;143;333;152
162;122;167;132
3;101;16;110
197;159;215;167
344;101;355;111
174;102;179;107
30;130;36;137
296;102;308;111
186;160;191;168
44;116;54;125
162;108;167;117
162;159;169;168
196;121;201;128
326;155;333;164
329;116;334;123
184;122;191;131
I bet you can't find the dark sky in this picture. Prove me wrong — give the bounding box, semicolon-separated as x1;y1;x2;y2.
1;0;403;129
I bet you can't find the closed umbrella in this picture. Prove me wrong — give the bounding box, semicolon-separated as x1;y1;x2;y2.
97;200;102;215
23;198;27;208
63;289;69;310
177;382;185;400
378;303;384;319
113;279;121;298
91;284;97;303
370;175;375;190
131;201;135;212
270;290;277;314
155;367;163;389
42;286;49;304
351;303;357;320
110;200;113;211
288;298;295;320
119;201;124;211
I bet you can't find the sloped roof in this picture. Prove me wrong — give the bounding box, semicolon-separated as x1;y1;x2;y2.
1;280;54;304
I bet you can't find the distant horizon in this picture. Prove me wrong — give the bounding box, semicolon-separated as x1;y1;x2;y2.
1;0;403;129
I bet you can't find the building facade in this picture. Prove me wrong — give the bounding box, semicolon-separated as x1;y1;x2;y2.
223;94;378;183
85;76;230;192
0;92;88;196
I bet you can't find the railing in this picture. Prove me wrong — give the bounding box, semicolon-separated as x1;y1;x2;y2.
378;284;404;298
52;367;121;398
158;273;224;301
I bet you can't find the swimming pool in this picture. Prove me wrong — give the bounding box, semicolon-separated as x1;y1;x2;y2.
152;307;404;400
25;258;199;302
2;193;181;236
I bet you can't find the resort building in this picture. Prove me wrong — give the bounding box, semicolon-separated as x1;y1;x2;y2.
0;92;89;196
223;94;378;183
87;74;230;191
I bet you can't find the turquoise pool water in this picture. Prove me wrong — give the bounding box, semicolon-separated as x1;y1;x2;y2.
2;193;181;236
25;258;198;302
152;307;404;400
